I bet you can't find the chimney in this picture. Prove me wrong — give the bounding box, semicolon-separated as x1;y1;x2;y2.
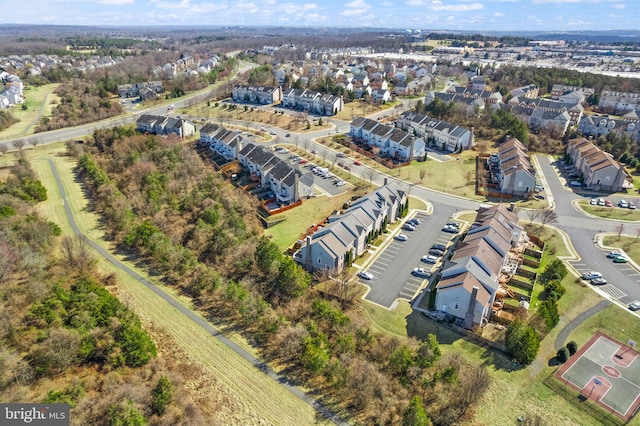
305;236;312;271
464;286;479;329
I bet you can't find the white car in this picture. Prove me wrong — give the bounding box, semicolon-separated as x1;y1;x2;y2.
589;198;598;205
591;278;607;286
421;255;439;264
581;271;602;280
335;180;346;187
395;234;408;242
358;271;373;280
570;180;582;187
412;268;432;279
597;198;606;206
629;202;637;210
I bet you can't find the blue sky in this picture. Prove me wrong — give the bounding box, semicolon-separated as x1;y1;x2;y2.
4;0;638;32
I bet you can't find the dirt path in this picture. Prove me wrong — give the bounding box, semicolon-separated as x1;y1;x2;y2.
32;152;343;426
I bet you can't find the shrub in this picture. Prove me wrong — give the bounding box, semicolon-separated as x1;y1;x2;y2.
557;347;570;364
151;376;173;416
505;318;540;365
567;341;578;356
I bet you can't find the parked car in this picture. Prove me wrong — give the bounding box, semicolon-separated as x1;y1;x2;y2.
446;222;460;230
285;133;290;137
605;199;613;207
299;159;308;164
429;248;444;257
337;152;346;158
358;271;373;280
629;202;637;210
597;198;606;206
618;200;629;208
403;223;416;231
395;234;408;242
581;271;602;280
629;301;640;311
421;255;439;264
589;198;598;205
534;184;544;192
607;251;622;258
442;224;458;233
570;180;582;187
311;149;317;154
431;243;447;252
534;194;545;200
591;278;607;286
353;161;362;166
406;218;420;227
335;180;346;187
412;267;432;279
613;255;628;263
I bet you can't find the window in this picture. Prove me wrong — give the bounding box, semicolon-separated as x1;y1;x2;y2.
317;257;322;264
454;302;460;309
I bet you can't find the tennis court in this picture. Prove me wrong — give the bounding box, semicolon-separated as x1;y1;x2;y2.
555;332;640;422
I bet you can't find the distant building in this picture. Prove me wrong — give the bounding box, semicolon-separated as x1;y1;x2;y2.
232;84;283;105
136;114;195;138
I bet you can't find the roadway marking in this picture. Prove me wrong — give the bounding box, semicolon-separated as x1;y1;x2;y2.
600;284;627;300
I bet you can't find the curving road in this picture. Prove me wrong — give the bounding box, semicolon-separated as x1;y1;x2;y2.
47;158;347;426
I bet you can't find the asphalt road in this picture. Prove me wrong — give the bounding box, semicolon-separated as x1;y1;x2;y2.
47;158;347;425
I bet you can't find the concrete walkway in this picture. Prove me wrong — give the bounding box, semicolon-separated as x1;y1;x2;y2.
554;299;611;349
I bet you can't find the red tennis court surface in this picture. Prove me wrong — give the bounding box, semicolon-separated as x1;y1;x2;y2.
555;332;640;422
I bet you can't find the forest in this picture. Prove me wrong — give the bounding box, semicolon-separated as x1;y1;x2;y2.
0;158;212;425
66;127;493;424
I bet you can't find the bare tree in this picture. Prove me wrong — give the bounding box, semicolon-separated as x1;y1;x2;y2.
302;137;311;153
616;223;625;241
419;168;426;183
526;209;541;226
12;139;25;151
539;209;558;227
465;169;474;186
636;228;640;242
330;153;338;170
363;167;379;187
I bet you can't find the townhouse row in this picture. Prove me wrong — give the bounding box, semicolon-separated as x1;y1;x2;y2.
566;137;629;192
349;116;425;162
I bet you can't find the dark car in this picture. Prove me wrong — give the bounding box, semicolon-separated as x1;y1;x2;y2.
407;218;420;226
431;244;447;252
429;248;444;257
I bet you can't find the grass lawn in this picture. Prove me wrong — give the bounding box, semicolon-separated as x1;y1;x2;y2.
578;201;640;221
0;83;60;140
602;235;640;264
264;191;356;250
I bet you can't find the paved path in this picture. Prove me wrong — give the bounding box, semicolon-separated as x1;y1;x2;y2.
554;299;611;349
47;158;347;426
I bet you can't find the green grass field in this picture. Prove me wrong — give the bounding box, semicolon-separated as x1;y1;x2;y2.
0;84;60;140
579;201;640;221
602;235;640;264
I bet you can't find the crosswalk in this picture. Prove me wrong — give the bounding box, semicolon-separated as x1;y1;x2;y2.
598;284;627;300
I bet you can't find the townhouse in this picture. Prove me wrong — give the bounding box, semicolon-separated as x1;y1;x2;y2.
509;84;539;99
117;81;164;99
136;114;195;138
550;84;594;100
231;84;283;105
577;115;640;142
491;138;536;196
396;111;474;152
598;90;640;116
295;181;406;273
350;116;425;161
238;143;314;204
282;88;343;116
507;96;583;128
199;123;245;160
566;137;628;192
435;204;527;329
444;86;504;107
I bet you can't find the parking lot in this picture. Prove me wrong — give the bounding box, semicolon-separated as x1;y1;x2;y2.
360;212;461;308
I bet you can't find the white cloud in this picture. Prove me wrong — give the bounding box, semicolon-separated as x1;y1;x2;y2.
381;0;393;5
431;2;484;11
494;11;505;16
611;3;624;8
99;0;134;4
341;0;370;16
608;13;623;17
531;0;611;3
345;0;368;7
405;0;426;5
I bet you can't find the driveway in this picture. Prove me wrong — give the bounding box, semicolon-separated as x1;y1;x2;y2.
361;212;459;308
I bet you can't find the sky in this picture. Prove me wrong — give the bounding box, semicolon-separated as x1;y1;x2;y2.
2;0;639;32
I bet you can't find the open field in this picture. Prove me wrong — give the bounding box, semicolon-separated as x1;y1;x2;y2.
578;201;640;222
16;142;331;426
0;83;60;140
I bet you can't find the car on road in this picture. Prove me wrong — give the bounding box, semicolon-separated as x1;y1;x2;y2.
269;131;276;135
406;218;420;227
605;199;613;207
629;301;640;311
311;149;317;154
403;223;416;231
589;198;598;205
335;180;346;187
613;255;628;263
395;234;408;242
421;255;439;264
618;200;629;208
337;152;346;158
285;133;290;137
412;267;432;279
358;271;373;280
299;159;308;164
582;271;602;280
431;243;447;252
442;224;458;233
570;180;582;187
607;251;622;258
590;278;607;285
429;248;444;257
629;202;637;210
